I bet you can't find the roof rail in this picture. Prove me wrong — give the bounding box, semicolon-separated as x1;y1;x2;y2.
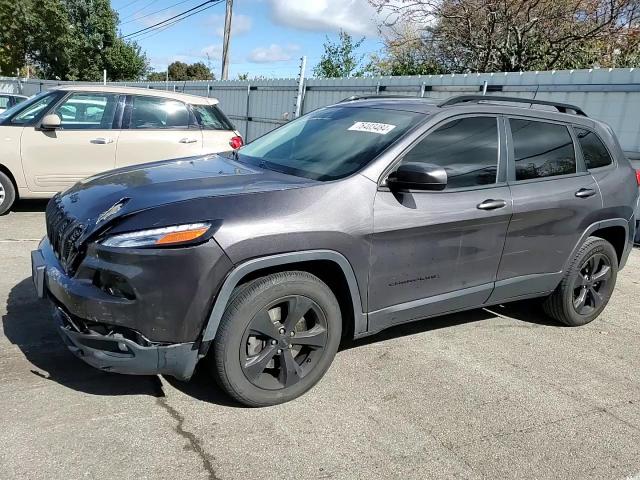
340;94;424;103
438;95;588;117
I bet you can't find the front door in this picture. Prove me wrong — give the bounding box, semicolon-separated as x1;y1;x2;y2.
115;95;203;168
369;116;512;332
21;92;120;193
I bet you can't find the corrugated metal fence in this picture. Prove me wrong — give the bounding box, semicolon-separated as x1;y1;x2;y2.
1;68;640;151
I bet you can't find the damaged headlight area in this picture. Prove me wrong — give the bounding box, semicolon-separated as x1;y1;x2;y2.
101;222;211;248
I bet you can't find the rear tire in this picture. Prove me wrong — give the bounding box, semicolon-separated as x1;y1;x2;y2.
543;237;618;326
209;271;342;407
0;171;16;215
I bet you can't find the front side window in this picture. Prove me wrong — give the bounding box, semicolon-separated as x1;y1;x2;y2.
192;104;233;130
511;119;576;180
0;97;9;109
238;106;424;181
53;93;119;130
130;96;190;129
401;116;499;189
575;127;613;169
9;92;60;125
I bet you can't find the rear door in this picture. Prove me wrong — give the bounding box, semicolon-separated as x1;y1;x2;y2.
115;95;203;168
20;92;120;193
489;117;602;302
369;115;512;331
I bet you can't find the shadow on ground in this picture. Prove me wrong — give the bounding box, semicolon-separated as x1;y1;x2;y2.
3;276;562;406
2;278;164;398
10;199;49;213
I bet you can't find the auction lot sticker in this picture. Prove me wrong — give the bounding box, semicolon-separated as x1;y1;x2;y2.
348;122;397;135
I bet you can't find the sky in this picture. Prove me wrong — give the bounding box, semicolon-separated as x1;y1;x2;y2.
111;0;388;79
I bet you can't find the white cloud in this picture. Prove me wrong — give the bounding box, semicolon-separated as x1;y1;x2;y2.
205;14;253;37
200;44;223;61
248;44;300;63
269;0;379;36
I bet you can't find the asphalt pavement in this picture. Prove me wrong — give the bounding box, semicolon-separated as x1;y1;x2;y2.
1;201;639;480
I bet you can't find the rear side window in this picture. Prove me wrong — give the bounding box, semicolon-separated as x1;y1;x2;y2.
0;97;9;109
191;104;233;130
130;96;190;129
510;119;576;180
575;128;613;169
402;116;499;189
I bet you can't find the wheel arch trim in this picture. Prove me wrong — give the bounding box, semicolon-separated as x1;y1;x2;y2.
564;218;631;274
200;249;367;342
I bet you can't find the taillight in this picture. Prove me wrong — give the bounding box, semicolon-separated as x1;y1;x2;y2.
229;135;243;150
636;170;640;186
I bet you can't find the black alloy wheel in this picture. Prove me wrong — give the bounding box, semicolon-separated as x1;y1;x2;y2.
240;295;328;390
571;253;612;315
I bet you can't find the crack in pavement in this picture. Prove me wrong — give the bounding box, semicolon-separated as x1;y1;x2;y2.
154;379;222;480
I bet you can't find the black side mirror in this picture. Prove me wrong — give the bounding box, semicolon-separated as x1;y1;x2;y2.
387;162;447;191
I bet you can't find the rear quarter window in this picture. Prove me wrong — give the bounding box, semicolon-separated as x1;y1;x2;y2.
575;127;613;169
191;104;234;130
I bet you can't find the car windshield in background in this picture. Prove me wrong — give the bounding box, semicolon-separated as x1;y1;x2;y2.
237;106;424;181
3;92;59;124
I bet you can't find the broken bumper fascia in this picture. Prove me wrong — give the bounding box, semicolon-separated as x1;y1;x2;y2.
52;306;199;380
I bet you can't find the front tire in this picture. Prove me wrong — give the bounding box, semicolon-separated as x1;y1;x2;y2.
543;237;618;326
210;271;342;407
0;171;16;215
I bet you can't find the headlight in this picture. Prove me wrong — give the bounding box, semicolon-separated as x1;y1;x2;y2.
101;223;211;248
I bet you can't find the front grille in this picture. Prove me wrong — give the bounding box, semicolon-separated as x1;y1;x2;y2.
46;195;87;275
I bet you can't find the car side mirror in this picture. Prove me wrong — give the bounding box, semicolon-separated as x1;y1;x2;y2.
387;162;447;191
40;114;61;130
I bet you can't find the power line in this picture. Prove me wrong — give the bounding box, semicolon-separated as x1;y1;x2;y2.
123;0;220;38
120;0;157;22
116;0;145;11
120;0;199;26
127;1;223;40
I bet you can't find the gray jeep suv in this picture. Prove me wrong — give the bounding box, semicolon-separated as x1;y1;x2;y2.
31;95;638;406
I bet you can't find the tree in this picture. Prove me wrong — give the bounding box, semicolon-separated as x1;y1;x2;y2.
370;0;640;73
313;30;366;78
367;24;443;75
0;0;148;80
186;62;214;80
166;61;214;81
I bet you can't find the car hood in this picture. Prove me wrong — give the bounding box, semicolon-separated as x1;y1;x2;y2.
56;153;316;229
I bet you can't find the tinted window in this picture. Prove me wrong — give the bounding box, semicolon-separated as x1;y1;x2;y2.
192;104;233;130
238;106;423;181
402;116;499;189
54;93;119;129
575;127;612;169
511;119;576;180
130;96;190;129
0;97;9;109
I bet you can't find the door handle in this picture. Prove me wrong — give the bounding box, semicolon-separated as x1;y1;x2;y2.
477;199;507;211
90;137;114;144
575;188;596;198
179;137;198;144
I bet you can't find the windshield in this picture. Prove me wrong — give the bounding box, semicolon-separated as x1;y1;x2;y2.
0;92;57;123
237;106;424;180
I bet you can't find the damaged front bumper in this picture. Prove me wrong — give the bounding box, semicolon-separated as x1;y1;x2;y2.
30;237;230;380
52;306;198;380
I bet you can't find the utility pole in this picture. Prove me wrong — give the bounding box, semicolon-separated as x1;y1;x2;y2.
221;0;233;80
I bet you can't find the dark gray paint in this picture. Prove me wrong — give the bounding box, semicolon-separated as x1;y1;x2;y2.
32;97;638;380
